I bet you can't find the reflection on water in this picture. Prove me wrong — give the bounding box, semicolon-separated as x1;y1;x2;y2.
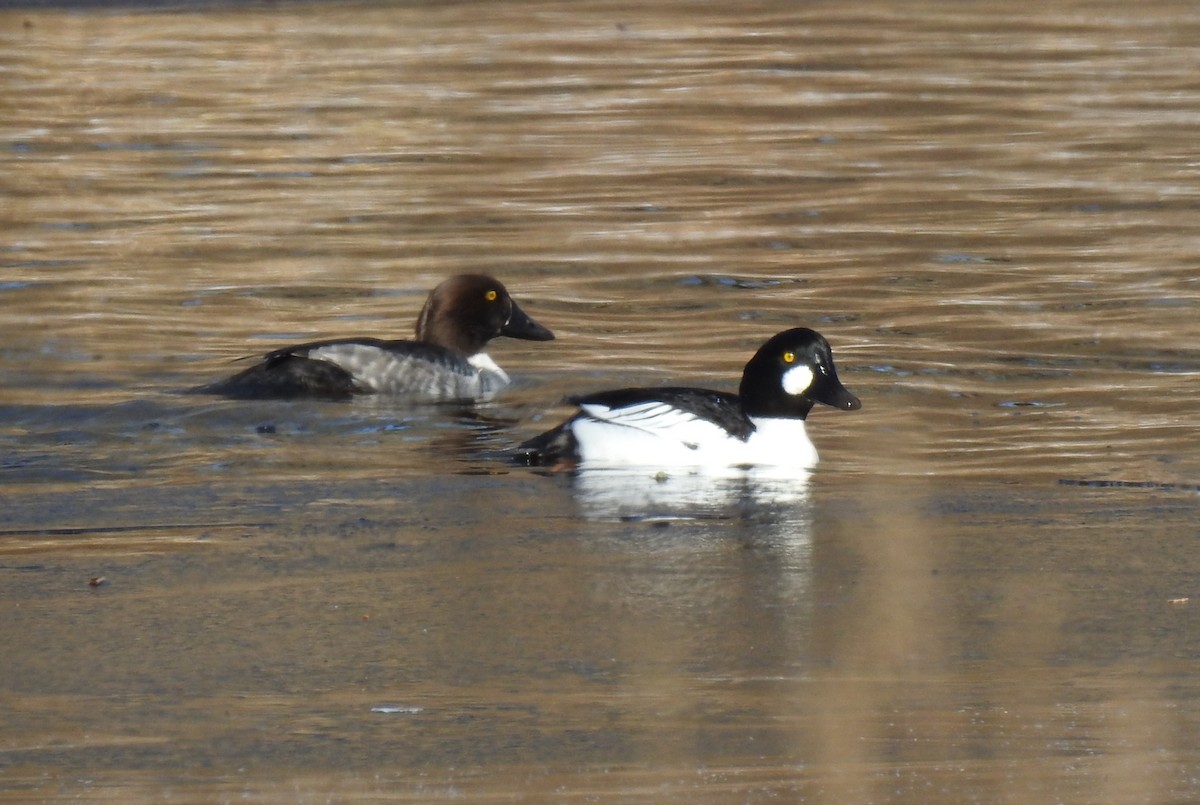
3;0;1200;800
567;465;812;521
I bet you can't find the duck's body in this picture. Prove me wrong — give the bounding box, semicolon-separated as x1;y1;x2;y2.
518;328;859;469
197;274;553;402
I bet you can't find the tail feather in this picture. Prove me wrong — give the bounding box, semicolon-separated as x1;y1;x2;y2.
513;420;577;467
193;354;360;401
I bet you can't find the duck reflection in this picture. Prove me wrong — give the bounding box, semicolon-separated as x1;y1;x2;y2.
567;465;812;523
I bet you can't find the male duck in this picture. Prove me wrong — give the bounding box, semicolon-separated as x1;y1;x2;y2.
517;327;859;469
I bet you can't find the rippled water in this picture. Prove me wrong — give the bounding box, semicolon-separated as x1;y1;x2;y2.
2;1;1199;801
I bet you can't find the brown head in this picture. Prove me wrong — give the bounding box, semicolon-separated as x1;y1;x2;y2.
414;274;554;355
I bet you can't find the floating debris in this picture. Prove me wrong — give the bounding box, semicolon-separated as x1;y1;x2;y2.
998;400;1066;408
1057;479;1200;493
371;705;424;715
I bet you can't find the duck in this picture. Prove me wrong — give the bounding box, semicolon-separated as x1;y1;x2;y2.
516;327;859;469
196;274;554;402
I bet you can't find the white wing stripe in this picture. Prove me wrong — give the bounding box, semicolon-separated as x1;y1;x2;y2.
580;402;699;432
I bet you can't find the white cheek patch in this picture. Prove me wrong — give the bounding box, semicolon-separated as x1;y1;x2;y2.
782;364;814;395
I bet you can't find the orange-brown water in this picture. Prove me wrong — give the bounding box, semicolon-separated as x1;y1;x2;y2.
2;1;1199;801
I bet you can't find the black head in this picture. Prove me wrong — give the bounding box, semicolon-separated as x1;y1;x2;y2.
738;327;861;419
415;274;554;355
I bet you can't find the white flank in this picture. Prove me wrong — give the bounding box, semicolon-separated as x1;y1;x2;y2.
571;403;819;469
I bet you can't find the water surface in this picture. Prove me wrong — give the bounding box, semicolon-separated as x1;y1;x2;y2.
2;1;1199;801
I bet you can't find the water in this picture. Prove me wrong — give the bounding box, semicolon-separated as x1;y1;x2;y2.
2;1;1199;801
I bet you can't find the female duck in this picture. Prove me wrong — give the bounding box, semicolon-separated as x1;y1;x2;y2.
198;274;554;402
517;327;859;469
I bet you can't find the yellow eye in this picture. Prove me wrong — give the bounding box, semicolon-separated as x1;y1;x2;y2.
782;351;796;364
485;290;498;301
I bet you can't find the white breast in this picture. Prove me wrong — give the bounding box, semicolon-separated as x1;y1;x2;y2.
467;352;512;395
743;417;819;467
